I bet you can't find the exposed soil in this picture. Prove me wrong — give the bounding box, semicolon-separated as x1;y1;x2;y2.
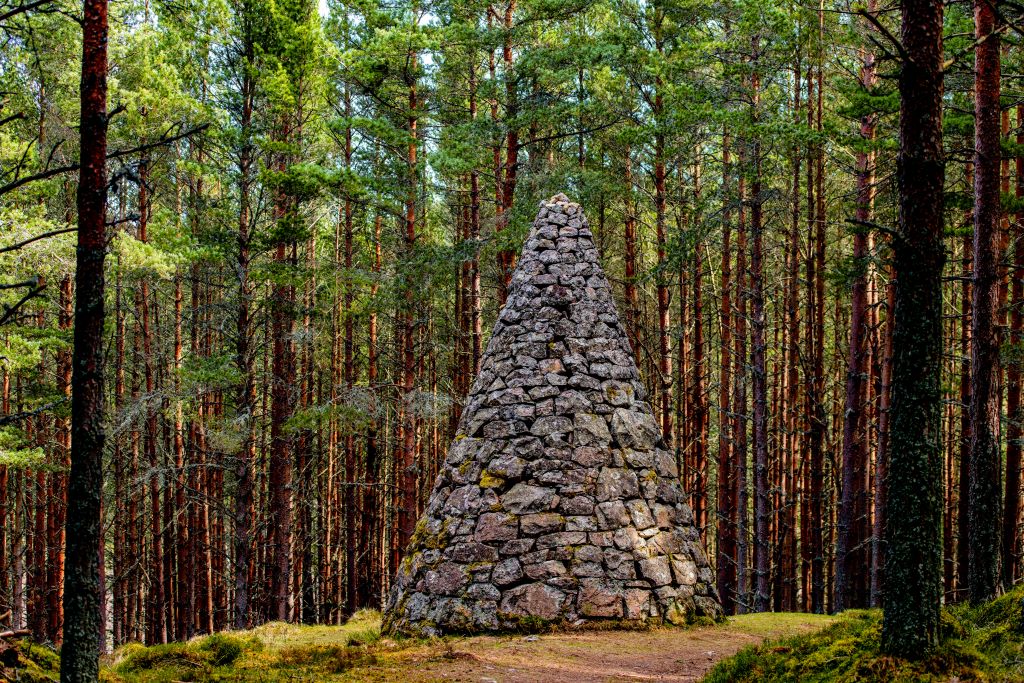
366;613;834;683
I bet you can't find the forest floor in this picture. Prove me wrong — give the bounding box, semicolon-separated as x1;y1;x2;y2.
363;612;835;682
92;611;835;683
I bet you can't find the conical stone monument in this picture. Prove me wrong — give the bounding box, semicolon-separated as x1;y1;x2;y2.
383;194;722;636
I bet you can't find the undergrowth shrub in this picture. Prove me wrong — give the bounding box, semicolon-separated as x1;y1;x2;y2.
194;633;244;667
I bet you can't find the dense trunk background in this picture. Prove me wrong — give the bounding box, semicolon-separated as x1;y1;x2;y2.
0;0;1018;652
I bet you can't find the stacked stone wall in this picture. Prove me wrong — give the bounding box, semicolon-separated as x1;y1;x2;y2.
383;194;721;636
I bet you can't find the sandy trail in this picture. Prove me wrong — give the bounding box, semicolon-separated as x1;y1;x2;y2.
371;613;832;683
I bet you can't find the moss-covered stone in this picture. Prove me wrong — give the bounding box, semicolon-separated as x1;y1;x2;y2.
479;471;504;489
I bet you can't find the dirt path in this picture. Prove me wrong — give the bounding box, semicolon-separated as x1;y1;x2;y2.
364;613;834;683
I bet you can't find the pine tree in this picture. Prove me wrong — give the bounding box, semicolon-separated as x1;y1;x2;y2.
882;0;945;657
61;0;108;675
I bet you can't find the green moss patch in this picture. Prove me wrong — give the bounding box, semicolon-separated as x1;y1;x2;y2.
1;637;61;682
705;587;1024;682
101;610;387;682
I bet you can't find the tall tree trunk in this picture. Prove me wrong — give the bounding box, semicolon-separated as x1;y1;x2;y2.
623;148;640;356
61;0;108;674
1003;104;1024;588
967;0;1002;604
233;51;256;630
342;92;357;614
748;35;770;615
269;225;295;621
734;141;749;612
496;0;518;303
836;6;877;611
173;275;189;639
716;130;736;614
137;159;167;645
397;47;420;558
804;60;826;616
0;371;7;625
51;276;72;642
882;0;945;656
690;168;708;540
361;213;383;608
785;58;802;613
468;62;483;377
654;28;673;446
957;228;973;596
871;279;894;606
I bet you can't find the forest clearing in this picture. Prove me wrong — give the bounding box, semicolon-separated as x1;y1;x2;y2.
2;0;1024;679
8;610;836;682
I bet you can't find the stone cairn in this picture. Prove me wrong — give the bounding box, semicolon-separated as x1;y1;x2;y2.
383;194;721;636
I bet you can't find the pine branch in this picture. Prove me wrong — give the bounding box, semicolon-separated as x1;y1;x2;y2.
858;7;909;63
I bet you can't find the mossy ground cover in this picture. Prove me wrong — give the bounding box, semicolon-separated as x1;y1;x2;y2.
0;637;62;682
101;610;390;682
705;585;1024;682
0;607;858;682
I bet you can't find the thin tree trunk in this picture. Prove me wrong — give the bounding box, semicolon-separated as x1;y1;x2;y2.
233;46;256;630
1003;104;1024;588
967;0;1002;603
654;25;673;446
871;279;894;606
957;227;973;597
716;129;736;614
137;159;167;645
362;213;383;608
734;140;749;613
269;232;296;622
468;62;483;377
397;47;420;558
785;57;802;613
836;6;877;610
624;148;640;356
51;276;72;641
342;91;357;613
691;166;708;541
748;35;770;615
0;370;8;625
497;0;518;302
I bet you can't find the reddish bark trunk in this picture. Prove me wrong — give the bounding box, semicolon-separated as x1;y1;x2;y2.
871;279;894;606
966;0;1003;603
343;97;357;614
1003;105;1024;588
748;41;769;613
623;149;640;356
61;0;108;673
397;50;420;559
233;46;255;629
654;60;673;447
836;9;877;611
496;0;518;302
716;130;736;614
